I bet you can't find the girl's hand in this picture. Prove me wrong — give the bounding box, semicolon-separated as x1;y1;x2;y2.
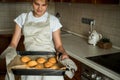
61;53;69;60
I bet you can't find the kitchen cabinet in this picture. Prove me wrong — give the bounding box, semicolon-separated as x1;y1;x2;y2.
53;0;69;2
0;74;5;80
53;0;119;4
0;0;32;2
0;0;119;4
64;56;82;80
0;58;6;75
94;0;119;4
0;0;16;2
0;34;25;54
16;0;32;2
72;0;93;3
0;34;11;54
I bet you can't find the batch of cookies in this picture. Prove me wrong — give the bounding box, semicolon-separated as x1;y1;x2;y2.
20;56;60;70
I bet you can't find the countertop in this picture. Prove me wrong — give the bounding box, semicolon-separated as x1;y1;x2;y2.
61;33;120;80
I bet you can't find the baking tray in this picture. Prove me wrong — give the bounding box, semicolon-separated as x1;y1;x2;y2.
17;51;55;55
11;51;66;76
12;69;65;75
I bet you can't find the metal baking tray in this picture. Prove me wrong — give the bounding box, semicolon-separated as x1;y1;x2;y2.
11;51;66;75
12;69;65;75
17;51;56;55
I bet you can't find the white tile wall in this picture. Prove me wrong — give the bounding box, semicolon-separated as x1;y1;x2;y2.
55;3;120;47
0;2;55;31
0;2;120;47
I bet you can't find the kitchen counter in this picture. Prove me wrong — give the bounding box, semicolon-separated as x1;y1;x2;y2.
0;29;14;34
61;33;120;80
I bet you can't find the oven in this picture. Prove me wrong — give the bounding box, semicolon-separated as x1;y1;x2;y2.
81;52;120;80
81;63;113;80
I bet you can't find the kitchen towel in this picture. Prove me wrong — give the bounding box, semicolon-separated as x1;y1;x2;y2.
59;57;77;79
0;46;15;59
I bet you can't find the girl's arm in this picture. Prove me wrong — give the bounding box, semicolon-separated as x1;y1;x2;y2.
52;29;69;59
9;24;22;49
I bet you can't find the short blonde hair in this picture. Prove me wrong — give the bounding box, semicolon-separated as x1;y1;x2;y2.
32;0;48;4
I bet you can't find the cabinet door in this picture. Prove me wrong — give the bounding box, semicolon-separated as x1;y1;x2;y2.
95;0;119;4
16;0;32;2
0;35;11;54
0;58;6;75
53;0;92;3
17;36;25;51
72;0;119;4
53;0;119;4
72;0;93;3
0;0;32;2
1;0;16;2
0;34;25;54
0;35;11;75
53;0;70;2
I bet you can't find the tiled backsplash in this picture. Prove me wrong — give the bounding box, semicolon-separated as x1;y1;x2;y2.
0;2;55;31
0;2;120;48
55;3;120;48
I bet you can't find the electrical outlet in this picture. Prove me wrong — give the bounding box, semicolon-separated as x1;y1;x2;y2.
81;17;95;25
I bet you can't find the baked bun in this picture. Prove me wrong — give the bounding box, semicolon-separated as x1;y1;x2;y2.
35;64;44;69
21;56;31;63
44;61;53;68
27;60;38;67
50;64;59;69
36;57;46;64
48;57;57;64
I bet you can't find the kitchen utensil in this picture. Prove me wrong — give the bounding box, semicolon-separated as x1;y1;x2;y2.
88;30;102;46
9;51;66;75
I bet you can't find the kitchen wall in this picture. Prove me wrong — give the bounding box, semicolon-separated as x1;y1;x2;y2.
0;2;55;33
55;3;120;48
0;2;120;48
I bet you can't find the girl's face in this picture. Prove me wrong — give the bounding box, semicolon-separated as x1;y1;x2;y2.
32;0;48;17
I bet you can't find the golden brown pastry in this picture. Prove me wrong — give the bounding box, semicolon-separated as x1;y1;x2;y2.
36;57;46;64
44;61;54;68
27;60;38;67
35;64;44;69
21;56;31;63
48;57;57;64
49;64;59;69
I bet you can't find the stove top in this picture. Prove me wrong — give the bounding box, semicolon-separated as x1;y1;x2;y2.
87;52;120;74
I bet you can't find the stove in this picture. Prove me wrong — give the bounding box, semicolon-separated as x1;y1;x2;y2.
87;52;120;75
81;52;120;80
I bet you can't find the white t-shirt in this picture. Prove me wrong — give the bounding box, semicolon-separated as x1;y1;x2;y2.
14;11;62;33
